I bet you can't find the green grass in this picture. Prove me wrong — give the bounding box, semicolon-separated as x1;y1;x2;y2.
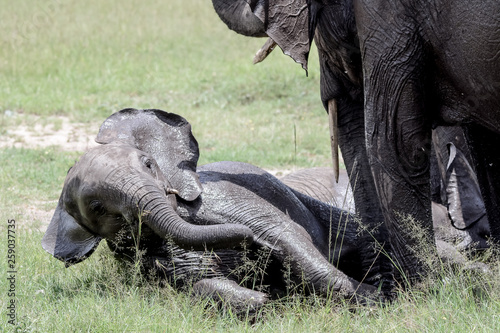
1;0;499;332
0;0;329;168
1;216;499;332
0;148;79;209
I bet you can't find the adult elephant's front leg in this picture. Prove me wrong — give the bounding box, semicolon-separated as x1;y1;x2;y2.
316;44;392;292
356;5;435;281
336;101;393;289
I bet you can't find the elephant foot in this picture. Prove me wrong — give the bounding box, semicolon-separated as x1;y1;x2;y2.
436;239;491;275
193;278;268;315
313;268;384;307
339;280;384;307
461;261;491;275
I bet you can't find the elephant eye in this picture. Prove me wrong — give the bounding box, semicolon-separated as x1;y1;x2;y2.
141;156;155;171
89;200;106;217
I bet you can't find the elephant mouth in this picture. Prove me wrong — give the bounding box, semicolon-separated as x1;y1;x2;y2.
155;176;179;211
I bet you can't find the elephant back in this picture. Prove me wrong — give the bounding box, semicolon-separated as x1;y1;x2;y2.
280;167;355;212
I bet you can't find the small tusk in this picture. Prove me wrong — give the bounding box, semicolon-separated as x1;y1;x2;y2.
328;99;339;183
253;38;277;64
167;188;179;195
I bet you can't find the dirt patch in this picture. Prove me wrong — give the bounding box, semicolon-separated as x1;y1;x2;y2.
0;115;98;152
22;201;58;233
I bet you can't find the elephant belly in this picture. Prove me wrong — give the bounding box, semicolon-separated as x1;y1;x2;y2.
429;1;500;132
434;76;500;132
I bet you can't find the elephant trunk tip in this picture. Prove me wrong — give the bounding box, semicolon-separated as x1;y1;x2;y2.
212;0;268;38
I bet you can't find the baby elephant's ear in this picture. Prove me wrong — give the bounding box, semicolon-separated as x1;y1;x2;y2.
42;198;101;266
96;108;203;201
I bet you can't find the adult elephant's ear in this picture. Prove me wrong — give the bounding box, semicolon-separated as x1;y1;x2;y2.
445;143;488;230
212;0;312;71
42;197;101;266
96;108;203;201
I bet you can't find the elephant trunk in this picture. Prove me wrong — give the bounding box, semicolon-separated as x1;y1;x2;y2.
130;181;253;250
212;0;267;37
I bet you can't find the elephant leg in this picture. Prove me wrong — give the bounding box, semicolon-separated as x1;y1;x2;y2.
365;80;435;282
336;101;393;292
193;278;268;314
436;240;490;274
357;10;436;281
463;124;500;242
432;126;474;205
271;228;380;304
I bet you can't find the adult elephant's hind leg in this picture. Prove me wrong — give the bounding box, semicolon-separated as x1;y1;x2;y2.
464;124;500;242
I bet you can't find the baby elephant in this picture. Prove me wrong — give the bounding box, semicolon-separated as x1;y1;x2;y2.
42;108;381;313
281;160;490;269
280;152;490;254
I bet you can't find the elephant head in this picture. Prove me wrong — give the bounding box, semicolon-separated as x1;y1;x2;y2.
42;109;253;265
95;108;203;202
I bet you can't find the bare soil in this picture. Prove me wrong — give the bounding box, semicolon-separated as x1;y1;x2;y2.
0;115;98;151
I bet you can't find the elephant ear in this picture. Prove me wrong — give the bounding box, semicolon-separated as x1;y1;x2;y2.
249;0;313;71
445;143;487;230
96;108;203;201
42;197;102;266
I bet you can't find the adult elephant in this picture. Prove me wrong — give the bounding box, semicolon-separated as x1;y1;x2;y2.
43;108;380;310
211;0;500;283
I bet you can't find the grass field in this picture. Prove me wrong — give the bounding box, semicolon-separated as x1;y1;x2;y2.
0;0;329;167
1;1;499;332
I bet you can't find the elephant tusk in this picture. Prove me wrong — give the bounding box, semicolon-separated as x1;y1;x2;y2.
166;188;180;195
253;38;277;64
328;99;340;183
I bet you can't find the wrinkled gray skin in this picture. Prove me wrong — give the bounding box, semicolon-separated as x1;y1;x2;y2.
281;163;489;254
283;168;489;273
281;168;355;212
43;108;380;313
211;0;500;286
